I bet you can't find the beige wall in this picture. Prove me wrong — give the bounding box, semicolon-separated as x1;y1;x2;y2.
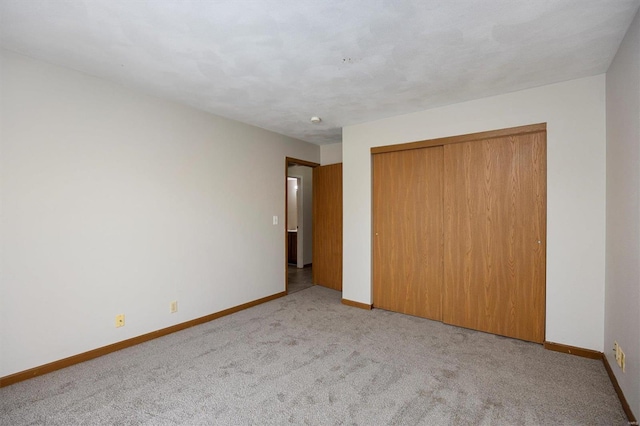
605;8;640;416
343;75;607;352
0;50;320;376
321;143;342;165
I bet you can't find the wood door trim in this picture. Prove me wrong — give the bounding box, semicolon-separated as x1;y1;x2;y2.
286;157;320;168
371;123;547;154
342;298;373;310
543;341;602;359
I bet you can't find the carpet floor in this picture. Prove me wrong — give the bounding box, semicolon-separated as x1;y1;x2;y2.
0;286;627;425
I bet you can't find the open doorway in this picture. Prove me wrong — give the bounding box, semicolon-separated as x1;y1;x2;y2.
286;177;301;266
285;158;318;294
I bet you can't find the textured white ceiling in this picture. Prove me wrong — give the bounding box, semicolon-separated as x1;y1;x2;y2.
1;1;638;144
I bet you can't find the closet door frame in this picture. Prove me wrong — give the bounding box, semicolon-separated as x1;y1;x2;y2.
370;123;546;155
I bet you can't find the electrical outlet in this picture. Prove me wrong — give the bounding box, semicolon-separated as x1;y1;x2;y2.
170;301;178;313
115;314;125;328
614;341;626;371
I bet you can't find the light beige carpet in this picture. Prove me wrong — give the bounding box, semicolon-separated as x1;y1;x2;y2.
0;286;627;425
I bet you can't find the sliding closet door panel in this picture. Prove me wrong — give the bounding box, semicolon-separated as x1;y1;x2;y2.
373;147;443;320
443;132;546;343
313;163;343;291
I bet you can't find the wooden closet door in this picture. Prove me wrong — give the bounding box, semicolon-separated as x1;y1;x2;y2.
313;163;342;291
373;147;443;320
443;131;546;343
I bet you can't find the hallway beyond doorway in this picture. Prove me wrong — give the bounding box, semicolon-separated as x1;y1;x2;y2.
287;265;313;294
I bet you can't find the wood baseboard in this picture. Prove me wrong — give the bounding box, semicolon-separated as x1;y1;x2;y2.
602;354;637;424
544;341;636;423
0;291;286;388
543;341;602;359
341;298;372;310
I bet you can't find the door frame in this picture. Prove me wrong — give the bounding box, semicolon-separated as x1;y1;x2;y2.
285;157;320;293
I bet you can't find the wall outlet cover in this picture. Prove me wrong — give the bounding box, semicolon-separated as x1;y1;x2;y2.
115;314;125;328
